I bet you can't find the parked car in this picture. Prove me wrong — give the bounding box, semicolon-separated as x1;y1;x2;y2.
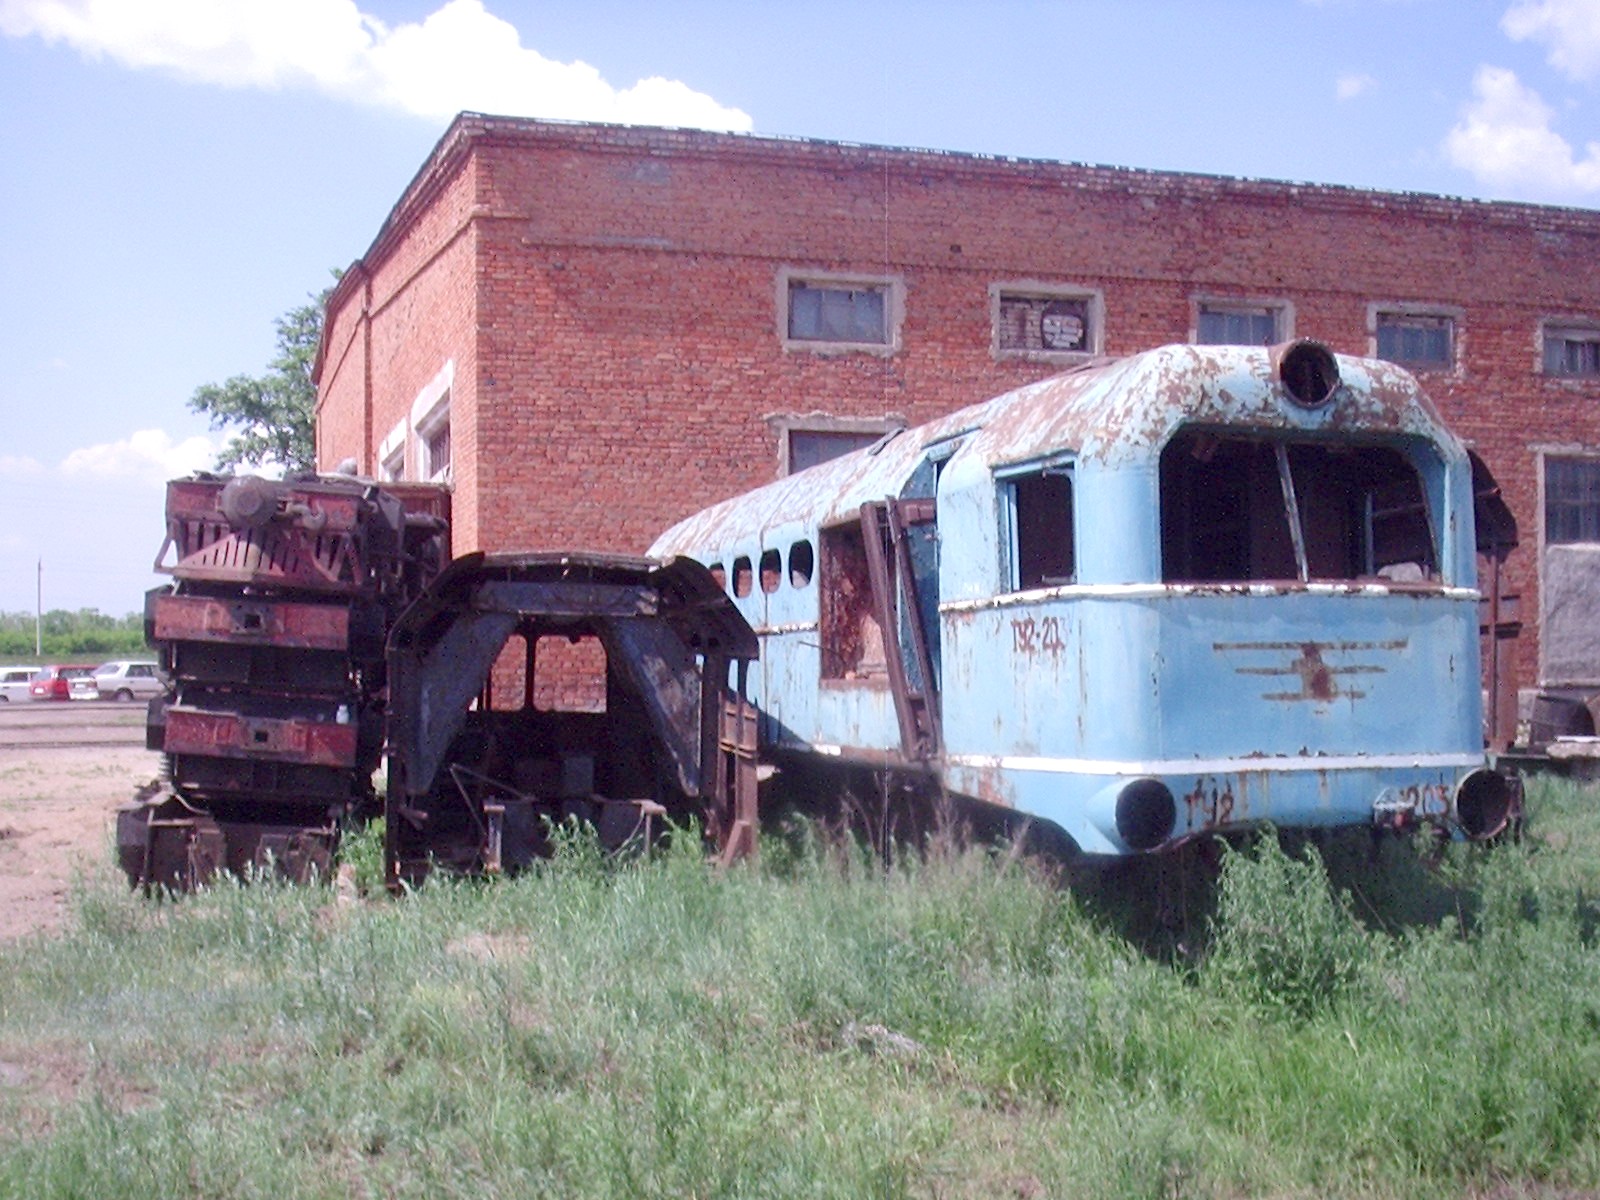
0;666;41;703
91;660;166;702
28;665;96;701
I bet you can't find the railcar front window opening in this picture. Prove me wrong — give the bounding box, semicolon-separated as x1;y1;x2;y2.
1376;312;1454;369
533;634;607;714
1004;468;1076;590
1545;457;1600;543
1195;302;1282;346
788;539;814;588
1160;431;1436;584
819;523;887;682
732;556;753;598
1542;326;1600;378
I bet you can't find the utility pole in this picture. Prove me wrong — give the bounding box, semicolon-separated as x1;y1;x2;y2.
35;559;42;658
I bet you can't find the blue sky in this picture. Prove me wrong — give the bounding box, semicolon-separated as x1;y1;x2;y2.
1;0;1597;618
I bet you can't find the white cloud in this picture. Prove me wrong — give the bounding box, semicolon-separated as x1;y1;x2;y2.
1502;0;1600;82
58;429;216;486
0;454;47;478
1443;65;1600;196
0;0;753;129
1335;72;1377;100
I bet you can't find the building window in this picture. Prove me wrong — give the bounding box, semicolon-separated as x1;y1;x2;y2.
1374;310;1455;369
1543;325;1600;378
378;419;406;482
408;361;454;484
767;413;905;476
992;284;1103;359
1195;301;1286;346
1546;457;1600;544
418;399;452;482
1002;465;1076;591
778;269;902;353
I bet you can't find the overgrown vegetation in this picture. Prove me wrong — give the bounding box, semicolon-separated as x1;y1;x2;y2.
0;609;144;660
1;777;1598;1198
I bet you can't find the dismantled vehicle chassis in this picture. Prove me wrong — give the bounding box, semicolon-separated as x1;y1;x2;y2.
383;552;759;887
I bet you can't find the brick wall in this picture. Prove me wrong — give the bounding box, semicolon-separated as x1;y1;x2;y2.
317;115;1600;690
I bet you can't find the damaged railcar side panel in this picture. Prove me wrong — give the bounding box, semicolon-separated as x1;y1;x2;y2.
383;552;758;886
654;341;1518;857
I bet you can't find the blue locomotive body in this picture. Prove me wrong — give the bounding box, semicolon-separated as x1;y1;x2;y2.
651;342;1514;855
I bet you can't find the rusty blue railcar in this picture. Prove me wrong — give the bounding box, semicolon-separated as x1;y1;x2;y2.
651;341;1517;856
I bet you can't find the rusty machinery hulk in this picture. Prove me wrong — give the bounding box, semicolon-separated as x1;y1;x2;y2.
118;474;758;890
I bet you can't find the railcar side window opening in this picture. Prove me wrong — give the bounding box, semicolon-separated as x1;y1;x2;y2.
1542;326;1600;378
788;540;814;587
533;634;607;714
732;556;753;598
1005;468;1076;590
707;562;726;590
760;549;782;593
1195;302;1283;346
819;523;887;682
1375;311;1455;369
1160;432;1436;584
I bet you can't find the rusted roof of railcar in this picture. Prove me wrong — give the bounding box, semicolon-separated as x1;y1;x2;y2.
651;343;1456;555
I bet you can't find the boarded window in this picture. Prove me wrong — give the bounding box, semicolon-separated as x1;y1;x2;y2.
1197;304;1279;346
997;293;1091;353
1006;469;1075;589
1161;432;1435;584
1376;313;1454;369
1544;327;1600;378
787;281;888;344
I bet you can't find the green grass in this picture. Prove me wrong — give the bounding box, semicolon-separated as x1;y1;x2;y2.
1;780;1599;1197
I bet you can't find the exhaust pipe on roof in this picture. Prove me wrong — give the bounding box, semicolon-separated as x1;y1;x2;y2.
1271;339;1341;410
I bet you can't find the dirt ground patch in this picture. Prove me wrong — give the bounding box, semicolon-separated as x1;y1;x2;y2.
0;743;161;942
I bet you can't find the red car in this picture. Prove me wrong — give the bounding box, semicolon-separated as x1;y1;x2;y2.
28;665;96;701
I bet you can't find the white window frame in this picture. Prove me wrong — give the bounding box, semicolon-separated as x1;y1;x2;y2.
990;281;1104;362
777;267;904;356
409;361;454;484
1191;296;1294;346
1368;303;1462;374
377;419;407;482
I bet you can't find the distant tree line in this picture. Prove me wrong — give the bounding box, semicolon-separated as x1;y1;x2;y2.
0;609;145;661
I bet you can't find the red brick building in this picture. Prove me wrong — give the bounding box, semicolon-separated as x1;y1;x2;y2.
314;113;1600;692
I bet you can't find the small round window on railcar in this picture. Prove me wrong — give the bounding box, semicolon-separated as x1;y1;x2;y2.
708;562;726;591
760;549;781;593
788;539;814;588
732;556;753;598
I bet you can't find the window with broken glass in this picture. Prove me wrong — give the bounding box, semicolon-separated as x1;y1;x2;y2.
1543;327;1600;379
787;281;889;345
1003;467;1076;590
1160;431;1436;584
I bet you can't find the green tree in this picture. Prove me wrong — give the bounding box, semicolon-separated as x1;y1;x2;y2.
188;283;334;473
